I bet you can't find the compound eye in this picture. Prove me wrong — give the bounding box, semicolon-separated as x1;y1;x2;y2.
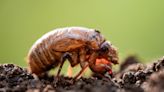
100;41;110;53
100;46;109;52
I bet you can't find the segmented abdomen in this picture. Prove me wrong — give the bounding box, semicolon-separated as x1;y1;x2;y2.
27;38;61;75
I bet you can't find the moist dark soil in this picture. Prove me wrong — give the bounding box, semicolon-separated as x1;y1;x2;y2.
0;56;164;92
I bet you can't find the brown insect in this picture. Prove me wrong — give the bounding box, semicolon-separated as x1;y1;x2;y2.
27;27;118;79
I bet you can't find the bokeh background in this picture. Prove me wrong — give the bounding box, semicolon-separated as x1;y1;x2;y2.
0;0;164;70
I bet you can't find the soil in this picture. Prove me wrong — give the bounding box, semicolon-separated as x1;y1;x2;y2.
0;56;164;92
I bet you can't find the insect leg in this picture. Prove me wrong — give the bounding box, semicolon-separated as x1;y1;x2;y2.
67;51;79;67
73;64;88;80
74;48;89;80
66;51;80;77
88;52;111;74
56;52;70;77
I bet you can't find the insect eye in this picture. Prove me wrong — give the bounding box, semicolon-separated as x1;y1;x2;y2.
100;41;110;53
100;46;109;52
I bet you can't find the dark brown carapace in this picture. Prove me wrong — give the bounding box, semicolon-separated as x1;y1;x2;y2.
27;27;118;79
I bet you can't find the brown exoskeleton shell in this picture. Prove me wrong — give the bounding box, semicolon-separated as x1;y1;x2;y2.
27;27;118;78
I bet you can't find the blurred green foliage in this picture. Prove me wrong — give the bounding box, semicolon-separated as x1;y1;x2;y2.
0;0;164;68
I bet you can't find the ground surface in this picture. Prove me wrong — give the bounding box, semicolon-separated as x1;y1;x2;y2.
0;56;164;92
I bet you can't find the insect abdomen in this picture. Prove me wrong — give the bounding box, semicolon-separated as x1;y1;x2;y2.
27;39;60;75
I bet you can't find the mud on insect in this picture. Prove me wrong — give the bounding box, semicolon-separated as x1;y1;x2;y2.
27;27;119;79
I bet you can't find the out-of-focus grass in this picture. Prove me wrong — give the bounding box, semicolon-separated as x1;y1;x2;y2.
0;0;164;72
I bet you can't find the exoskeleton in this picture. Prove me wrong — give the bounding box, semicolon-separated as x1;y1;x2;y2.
27;27;118;79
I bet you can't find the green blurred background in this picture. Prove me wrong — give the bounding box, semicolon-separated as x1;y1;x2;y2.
0;0;164;68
